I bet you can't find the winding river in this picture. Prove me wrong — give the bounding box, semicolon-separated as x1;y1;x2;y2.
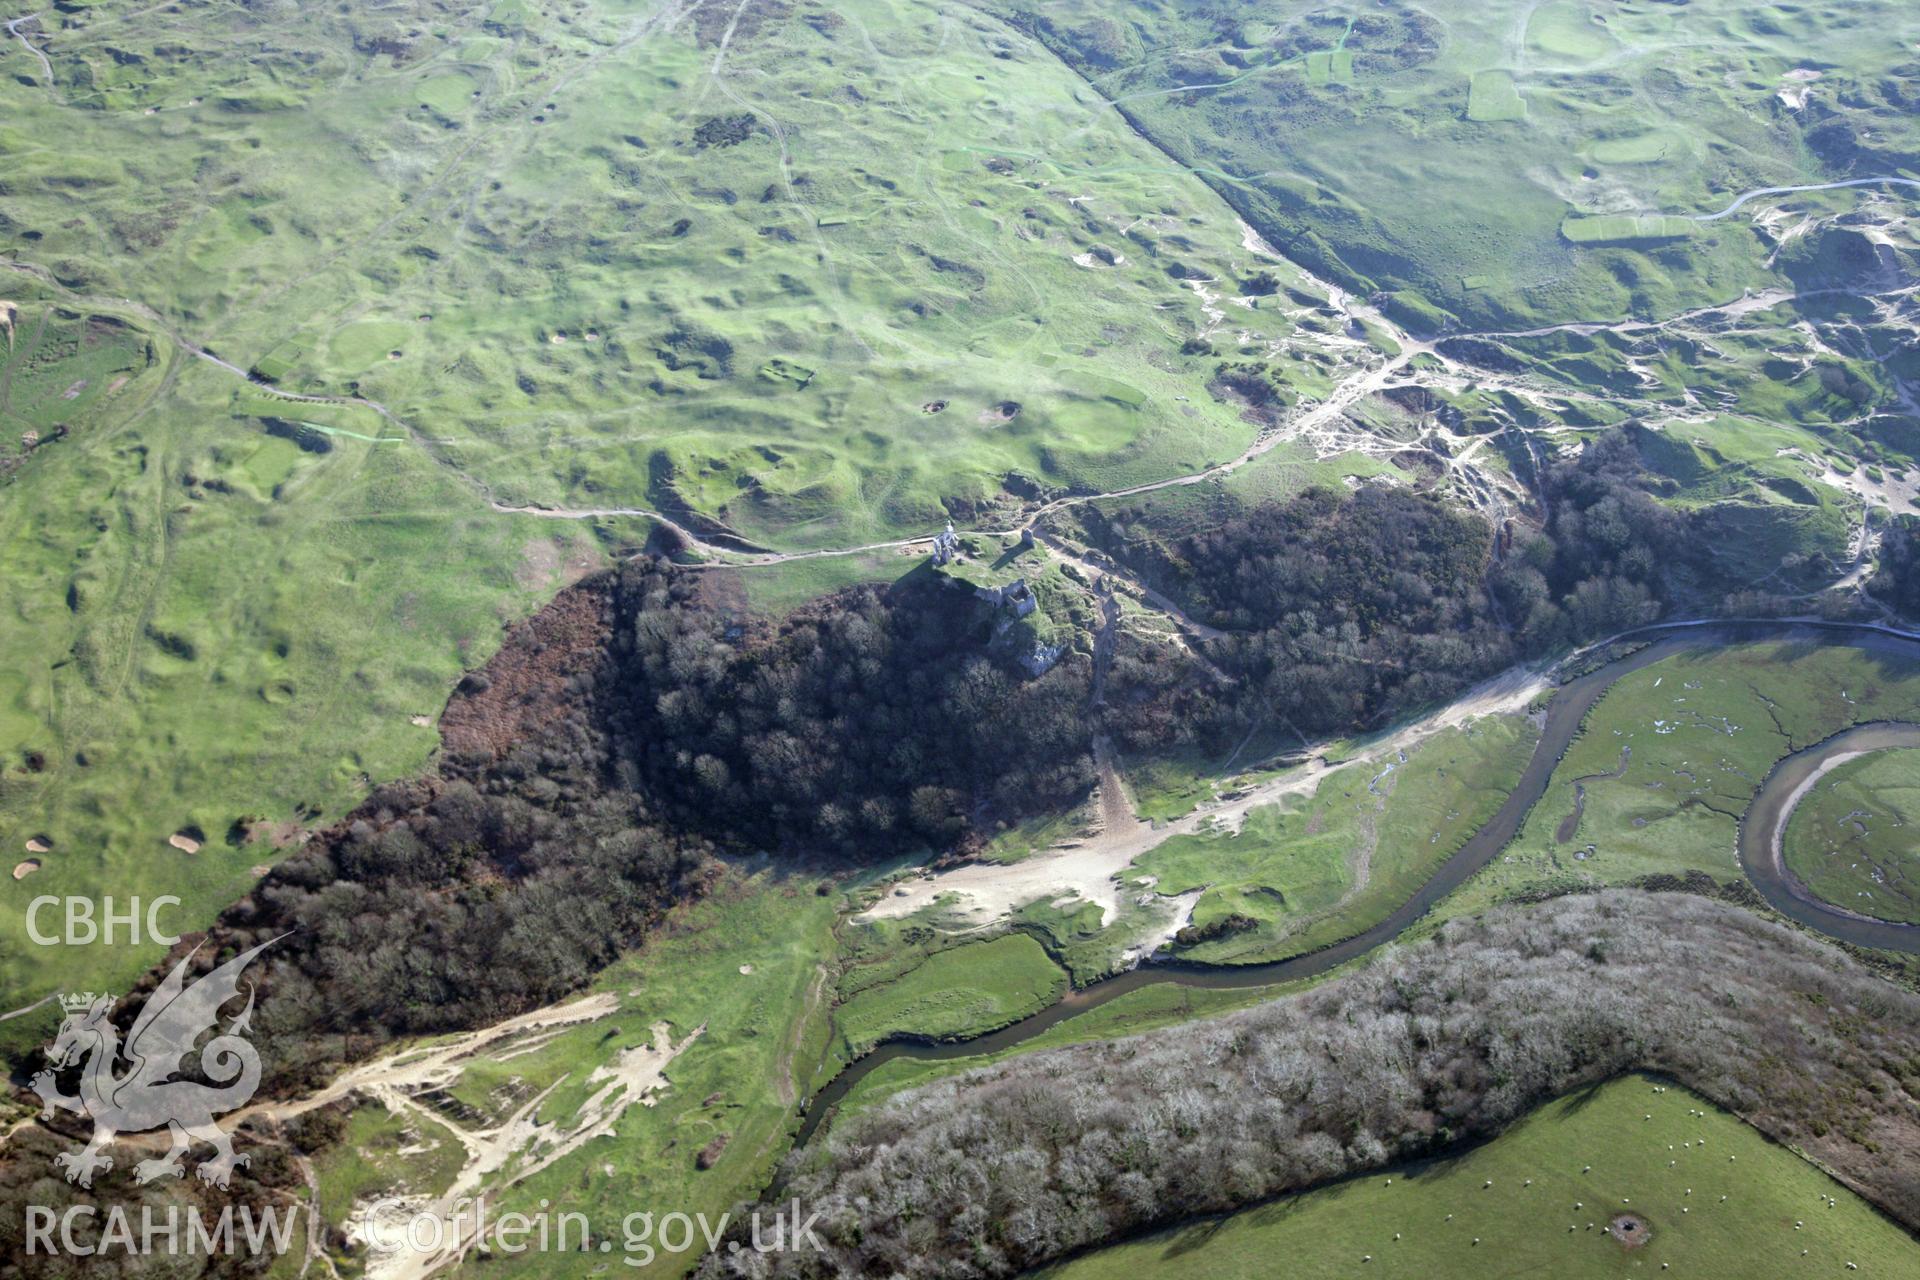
798;620;1920;1146
1739;720;1920;951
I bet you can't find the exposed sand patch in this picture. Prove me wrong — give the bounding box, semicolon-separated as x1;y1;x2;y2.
25;836;50;854
1768;749;1870;873
1122;887;1204;964
861;662;1548;931
167;832;202;854
349;1017;700;1280
244;990;699;1280
254;991;619;1124
12;859;41;881
1817;459;1920;514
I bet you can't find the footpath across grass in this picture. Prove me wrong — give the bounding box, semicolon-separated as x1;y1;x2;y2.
1040;1072;1920;1279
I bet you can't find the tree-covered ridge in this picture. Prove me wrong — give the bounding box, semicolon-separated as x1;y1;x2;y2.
605;563;1095;856
91;424;1752;1095
1095;428;1703;755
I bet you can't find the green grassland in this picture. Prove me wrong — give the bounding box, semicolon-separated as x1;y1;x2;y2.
828;931;1067;1064
1466;70;1526;123
833;970;1308;1123
1037;1073;1920;1280
0;297;594;1019
730;550;919;617
1134;715;1539;964
1784;747;1920;925
0;305;154;451
311;1103;469;1231
0;0;1398;1016
1559;214;1695;245
990;0;1920;330
0;0;1377;554
1451;642;1920;914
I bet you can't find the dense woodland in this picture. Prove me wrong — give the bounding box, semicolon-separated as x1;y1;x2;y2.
40;429;1715;1095
187;723;712;1085
718;890;1920;1279
1491;427;1687;648
602;563;1094;854
1096;428;1685;755
9;426;1914;1275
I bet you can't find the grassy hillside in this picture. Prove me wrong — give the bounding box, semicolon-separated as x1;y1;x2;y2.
0;0;1377;1009
986;0;1920;330
1040;1074;1920;1280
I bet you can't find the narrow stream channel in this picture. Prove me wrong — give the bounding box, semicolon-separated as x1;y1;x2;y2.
797;620;1920;1146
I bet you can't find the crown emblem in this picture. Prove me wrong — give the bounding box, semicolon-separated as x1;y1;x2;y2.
58;992;102;1013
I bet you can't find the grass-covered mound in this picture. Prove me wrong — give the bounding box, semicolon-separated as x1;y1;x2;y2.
831;933;1067;1060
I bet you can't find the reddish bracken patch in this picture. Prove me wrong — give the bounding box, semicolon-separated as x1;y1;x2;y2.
438;576;615;760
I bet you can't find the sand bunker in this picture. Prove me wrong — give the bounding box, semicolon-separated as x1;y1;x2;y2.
24;836;50;854
12;859;40;881
168;832;202;854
